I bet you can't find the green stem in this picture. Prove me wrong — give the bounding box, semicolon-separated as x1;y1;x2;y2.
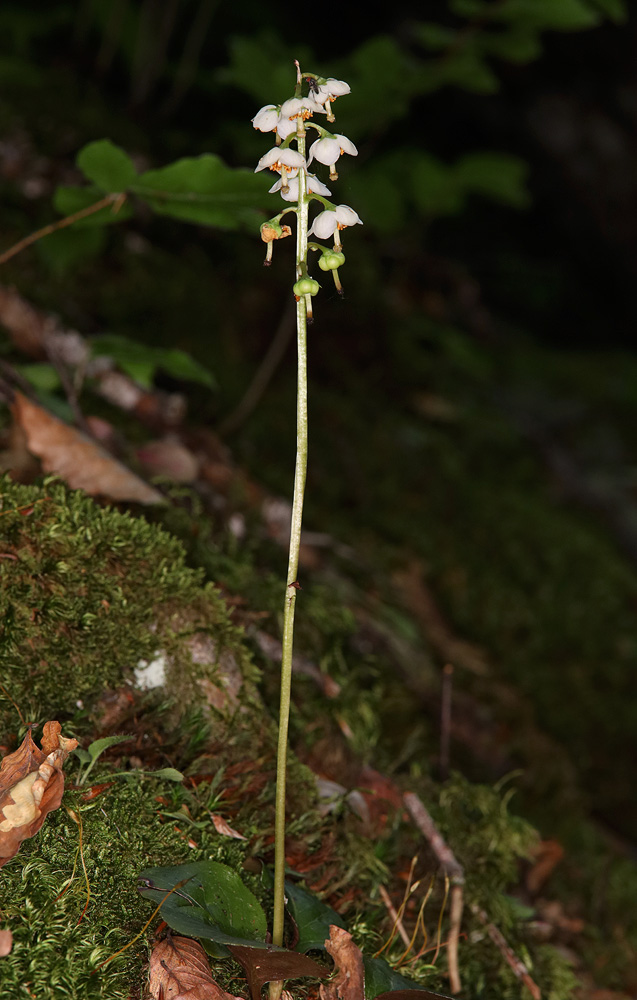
272;121;309;952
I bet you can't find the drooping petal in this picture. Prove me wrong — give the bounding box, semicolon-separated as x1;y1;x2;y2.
308;211;339;239
276;117;298;140
255;147;306;173
334;204;363;227
307;134;358;167
315;79;351;104
252;105;280;132
280;97;323;118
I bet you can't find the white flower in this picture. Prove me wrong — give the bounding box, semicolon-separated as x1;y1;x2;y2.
308;134;358;168
314;79;350;105
269;172;332;203
308;204;363;238
252;105;280;132
255;147;306;173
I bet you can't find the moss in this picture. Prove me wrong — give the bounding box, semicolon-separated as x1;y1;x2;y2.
0;477;259;734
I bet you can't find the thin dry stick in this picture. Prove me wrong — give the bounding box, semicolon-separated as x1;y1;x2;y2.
0;193;126;266
403;792;464;995
378;884;411;949
470;903;541;1000
439;663;453;780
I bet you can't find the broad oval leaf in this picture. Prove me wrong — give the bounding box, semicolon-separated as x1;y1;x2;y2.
77;139;138;192
132;154;270;229
283;879;347;953
363;957;452;1000
138;860;269;953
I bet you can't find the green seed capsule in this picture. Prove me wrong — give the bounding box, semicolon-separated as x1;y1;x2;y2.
318;252;345;271
293;278;320;296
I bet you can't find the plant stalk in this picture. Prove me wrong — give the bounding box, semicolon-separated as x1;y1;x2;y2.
271;122;310;957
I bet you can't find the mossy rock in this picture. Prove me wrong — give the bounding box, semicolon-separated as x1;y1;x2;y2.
0;477;260;734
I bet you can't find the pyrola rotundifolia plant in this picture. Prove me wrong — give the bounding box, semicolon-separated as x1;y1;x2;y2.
252;61;362;957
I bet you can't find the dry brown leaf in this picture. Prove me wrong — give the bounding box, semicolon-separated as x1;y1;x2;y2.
0;929;13;957
11;391;164;504
149;935;243;1000
210;814;247;841
228;944;327;1000
319;925;364;1000
0;722;78;868
136;438;200;483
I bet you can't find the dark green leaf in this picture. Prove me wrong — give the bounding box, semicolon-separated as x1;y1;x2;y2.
77;139;137;192
148;767;184;782
283;880;347;953
86;734;132;761
90;334;215;390
138;860;269;954
132;154;270;229
36;225;106;275
363;957;452;1000
454;152;530;208
228;944;328;1000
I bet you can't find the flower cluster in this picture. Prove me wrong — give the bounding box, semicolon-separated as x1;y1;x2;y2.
253;68;362;303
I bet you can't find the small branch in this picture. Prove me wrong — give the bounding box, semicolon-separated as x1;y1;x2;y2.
470;903;541;1000
403;792;463;994
439;663;453;781
0;193;126;266
378;884;411;949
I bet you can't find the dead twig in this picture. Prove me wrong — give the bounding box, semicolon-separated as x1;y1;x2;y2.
403;793;463;994
404;792;542;999
469;903;541;1000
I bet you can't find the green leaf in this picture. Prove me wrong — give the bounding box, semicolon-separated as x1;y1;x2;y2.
73;748;92;765
148;767;184;782
494;0;601;30
132;154;270;229
36;225;106;275
138;860;269;954
53;185;132;227
454;152;530;208
587;0;627;22
77;139;137;193
410;154;465;217
413;23;457;51
363;957;450;1000
282;880;347;953
15;363;61;393
87;734;132;761
153;348;216;389
481;28;542;63
90;334;215;390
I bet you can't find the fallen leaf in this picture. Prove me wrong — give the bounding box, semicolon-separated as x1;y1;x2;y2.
320;925;364;1000
0;929;12;957
149;935;242;1000
228;943;328;1000
210;814;247;841
11;391;164;504
0;722;78;867
136;438;200;483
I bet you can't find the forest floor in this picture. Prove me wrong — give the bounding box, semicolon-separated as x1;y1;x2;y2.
2;281;637;1000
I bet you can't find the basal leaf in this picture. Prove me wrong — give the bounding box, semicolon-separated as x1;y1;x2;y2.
132;154;270;229
138;860;269;953
77;139;137;193
283;879;347;953
363;957;452;1000
89;334;215;390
